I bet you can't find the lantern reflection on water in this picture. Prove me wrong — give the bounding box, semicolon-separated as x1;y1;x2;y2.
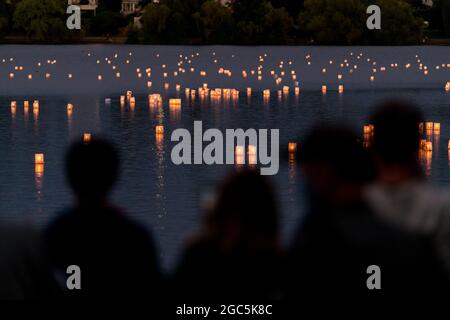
35;163;44;178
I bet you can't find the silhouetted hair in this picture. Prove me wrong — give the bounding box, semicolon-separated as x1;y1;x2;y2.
370;100;423;165
66;140;119;199
299;125;374;184
211;168;279;250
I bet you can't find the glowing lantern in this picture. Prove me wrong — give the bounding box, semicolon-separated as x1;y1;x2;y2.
9;73;14;79
68;74;73;79
33;100;39;111
283;86;290;94
169;99;182;108
263;89;270;97
338;85;344;93
35;153;45;164
97;75;103;81
164;83;169;90
176;84;181;91
363;125;372;134
235;146;245;165
156;125;164;135
370;76;375;82
11;101;17;108
67;103;73;112
83;133;92;144
147;81;152;88
116;72;121;78
321;85;327;94
45;73;51;79
445;82;450;92
288;142;298;154
434;123;441;132
247;88;252;96
425;122;434;130
28;74;32;80
425;141;433;152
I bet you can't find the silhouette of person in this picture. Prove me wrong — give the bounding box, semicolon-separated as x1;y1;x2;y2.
366;100;450;278
45;140;162;299
173;168;283;302
287;125;448;299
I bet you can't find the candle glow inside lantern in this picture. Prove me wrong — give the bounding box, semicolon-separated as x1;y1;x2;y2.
83;133;92;144
338;85;344;93
263;89;270;97
288;142;298;154
156;125;164;135
35;153;45;165
169;99;182;108
67;103;73;112
322;85;327;94
425;141;433;152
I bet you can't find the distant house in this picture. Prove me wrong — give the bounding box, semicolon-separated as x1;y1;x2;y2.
67;0;98;11
121;0;140;15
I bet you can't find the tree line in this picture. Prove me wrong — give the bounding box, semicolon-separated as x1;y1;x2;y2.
1;0;450;44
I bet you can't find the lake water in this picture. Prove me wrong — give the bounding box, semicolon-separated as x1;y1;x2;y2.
0;46;449;270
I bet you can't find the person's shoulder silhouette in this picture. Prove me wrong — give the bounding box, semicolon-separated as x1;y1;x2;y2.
45;140;162;299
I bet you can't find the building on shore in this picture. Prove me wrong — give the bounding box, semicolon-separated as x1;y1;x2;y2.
67;0;98;11
121;0;140;15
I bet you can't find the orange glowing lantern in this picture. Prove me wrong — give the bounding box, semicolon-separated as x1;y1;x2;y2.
35;153;45;164
288;142;298;154
67;103;73;112
321;85;327;94
338;85;344;93
169;99;182;108
83;133;92;144
28;74;33;80
156;125;164;135
434;123;441;132
425;122;434;130
420;139;427;150
263;89;270;97
445;82;450;92
425;141;433;152
9;72;14;79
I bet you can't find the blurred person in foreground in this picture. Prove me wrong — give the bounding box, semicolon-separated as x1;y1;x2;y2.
366;100;450;277
173;168;283;302
45;140;162;299
0;223;59;299
287;125;448;299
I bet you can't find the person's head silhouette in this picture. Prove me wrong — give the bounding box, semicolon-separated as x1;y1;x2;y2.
66;140;119;207
210;168;279;252
299;125;374;208
370;100;423;182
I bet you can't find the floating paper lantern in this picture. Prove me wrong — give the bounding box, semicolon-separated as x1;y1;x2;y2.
33;100;39;110
363;125;372;134
338;85;344;93
67;103;73;112
288;142;298;154
155;125;164;135
425;122;434;130
321;85;327;94
434;123;441;132
176;84;181;91
11;101;17;108
116;72;121;78
164;83;169;90
68;74;73;79
247;88;252;96
169;99;182;108
35;153;45;164
45;73;51;79
282;86;289;94
263;89;270;97
9;73;14;79
28;74;33;80
83;133;92;144
97;75;103;81
445;82;450;92
147;81;152;88
425;141;433;152
248;145;257;156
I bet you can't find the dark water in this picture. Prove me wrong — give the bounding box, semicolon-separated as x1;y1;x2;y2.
1;89;449;269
